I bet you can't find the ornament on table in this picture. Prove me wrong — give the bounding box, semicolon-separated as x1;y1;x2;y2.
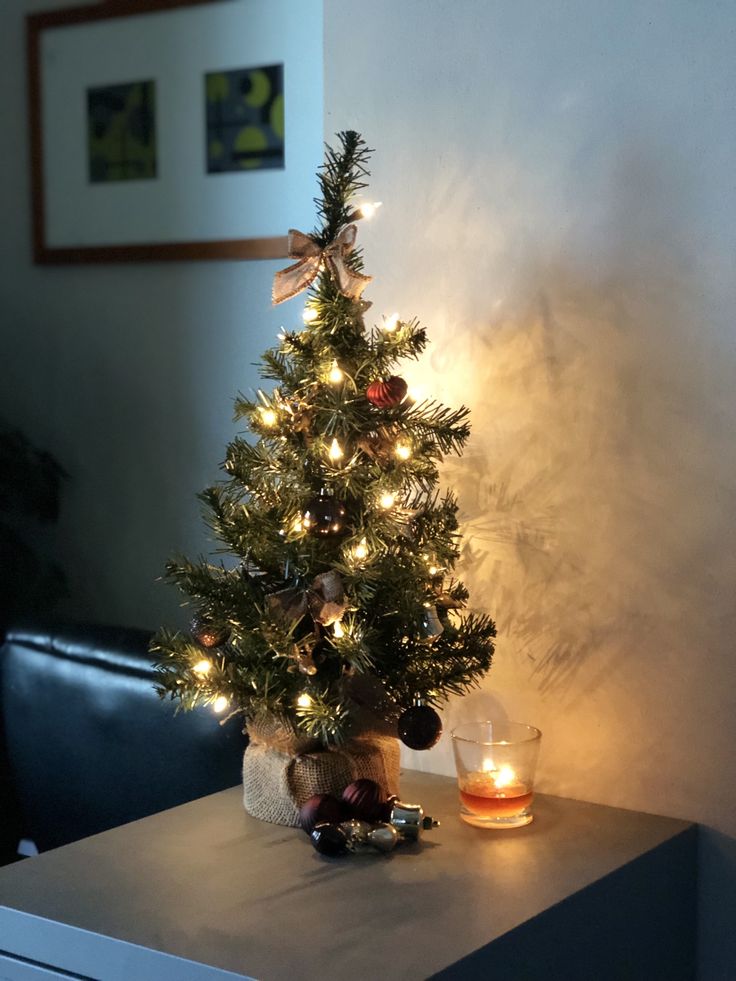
310;822;349;856
310;820;400;856
272;224;372;305
338;819;400;854
302;488;347;536
381;797;440;841
190;615;230;649
268;569;347;630
417;604;444;644
398;699;443;751
299;793;351;833
309;801;439;857
341;778;384;822
306;776;440;858
366;376;408;409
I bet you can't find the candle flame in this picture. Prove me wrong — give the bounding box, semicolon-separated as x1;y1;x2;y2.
481;761;517;788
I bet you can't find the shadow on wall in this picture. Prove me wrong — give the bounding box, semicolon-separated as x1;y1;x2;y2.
412;150;736;706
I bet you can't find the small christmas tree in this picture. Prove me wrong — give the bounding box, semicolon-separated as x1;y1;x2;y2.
152;132;495;772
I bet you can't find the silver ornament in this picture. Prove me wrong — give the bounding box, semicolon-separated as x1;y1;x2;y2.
338;819;373;851
366;823;399;853
386;799;440;841
417;604;444;644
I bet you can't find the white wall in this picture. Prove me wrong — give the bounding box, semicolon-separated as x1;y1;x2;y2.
324;1;736;976
0;0;322;629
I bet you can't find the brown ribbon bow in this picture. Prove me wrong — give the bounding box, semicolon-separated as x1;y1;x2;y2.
272;225;372;306
267;570;347;628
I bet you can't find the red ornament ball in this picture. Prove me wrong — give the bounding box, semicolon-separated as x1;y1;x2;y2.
299;794;350;834
398;704;443;750
366;376;408;408
341;778;384;822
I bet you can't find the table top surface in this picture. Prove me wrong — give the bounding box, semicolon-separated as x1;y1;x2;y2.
0;771;693;980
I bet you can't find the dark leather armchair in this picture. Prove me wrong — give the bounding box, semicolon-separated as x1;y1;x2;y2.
0;623;245;863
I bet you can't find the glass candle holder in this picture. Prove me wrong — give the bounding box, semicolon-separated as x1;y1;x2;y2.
451;721;542;829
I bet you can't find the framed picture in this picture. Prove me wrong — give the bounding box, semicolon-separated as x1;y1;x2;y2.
26;0;323;264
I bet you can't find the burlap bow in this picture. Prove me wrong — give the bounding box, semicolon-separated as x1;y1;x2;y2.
267;570;347;628
272;225;372;305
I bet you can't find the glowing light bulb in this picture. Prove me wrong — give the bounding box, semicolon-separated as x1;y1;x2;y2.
303;306;319;324
213;695;229;714
407;384;426;403
359;201;382;220
297;693;313;709
328;360;344;384
292;516;304;533
383;312;400;332
333;620;345;639
395;443;411;461
328;438;344;462
193;659;212;677
428;565;439;577
379;492;396;510
354;537;369;561
259;407;277;427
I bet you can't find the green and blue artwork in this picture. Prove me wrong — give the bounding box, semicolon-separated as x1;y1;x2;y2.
205;64;284;174
87;80;157;183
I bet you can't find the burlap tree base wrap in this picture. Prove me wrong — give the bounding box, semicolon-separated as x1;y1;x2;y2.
243;714;401;827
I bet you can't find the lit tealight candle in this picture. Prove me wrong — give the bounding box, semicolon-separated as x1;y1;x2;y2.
459;764;532;820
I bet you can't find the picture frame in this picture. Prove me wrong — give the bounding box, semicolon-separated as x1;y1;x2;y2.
26;0;323;264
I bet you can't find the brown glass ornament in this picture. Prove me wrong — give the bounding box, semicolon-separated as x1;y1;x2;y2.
302;489;347;536
299;794;350;834
398;703;443;750
310;823;349;856
366;376;408;408
190;615;230;649
342;778;384;822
